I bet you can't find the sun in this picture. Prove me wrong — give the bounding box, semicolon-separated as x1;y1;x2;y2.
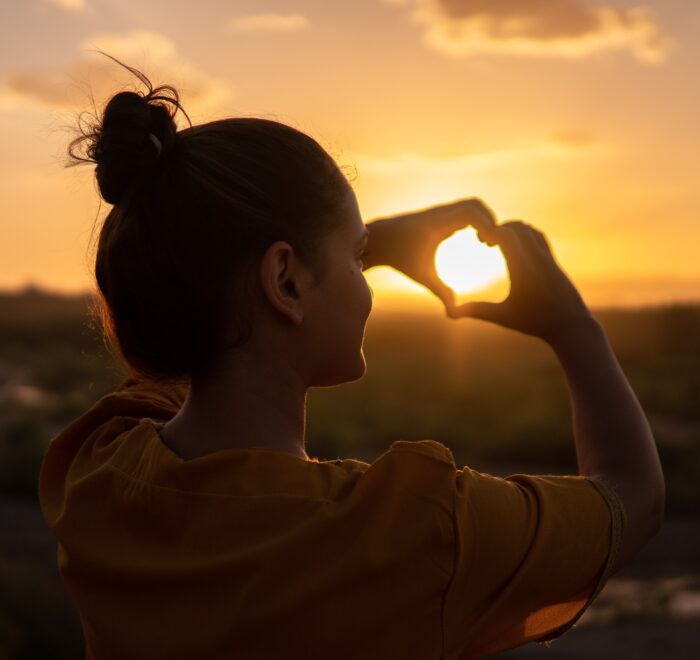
435;227;508;295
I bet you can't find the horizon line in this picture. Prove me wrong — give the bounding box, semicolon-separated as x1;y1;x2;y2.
1;281;699;314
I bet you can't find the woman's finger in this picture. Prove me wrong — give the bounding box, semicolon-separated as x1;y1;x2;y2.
516;223;557;269
531;227;553;256
458;198;498;233
448;299;509;325
424;274;456;314
515;222;547;256
489;221;532;277
430;198;498;236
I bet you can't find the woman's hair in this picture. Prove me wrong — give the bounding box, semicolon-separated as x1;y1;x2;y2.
69;54;353;384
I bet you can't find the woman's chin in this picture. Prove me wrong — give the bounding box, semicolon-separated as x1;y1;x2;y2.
312;354;366;387
347;355;367;382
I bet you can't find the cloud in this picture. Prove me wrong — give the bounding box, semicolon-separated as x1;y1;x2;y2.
228;13;310;32
355;138;600;176
0;30;233;118
350;136;612;229
385;0;673;63
2;72;74;107
47;0;86;12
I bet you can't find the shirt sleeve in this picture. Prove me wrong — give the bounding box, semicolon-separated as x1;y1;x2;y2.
443;465;626;658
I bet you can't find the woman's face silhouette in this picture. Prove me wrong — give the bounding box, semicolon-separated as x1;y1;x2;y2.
304;186;373;387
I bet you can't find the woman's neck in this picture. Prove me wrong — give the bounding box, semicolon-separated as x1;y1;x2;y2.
158;346;309;461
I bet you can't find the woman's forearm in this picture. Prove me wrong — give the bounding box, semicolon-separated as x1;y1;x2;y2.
550;317;665;546
550;319;660;480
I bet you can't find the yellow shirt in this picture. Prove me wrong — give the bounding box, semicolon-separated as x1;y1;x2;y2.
38;376;625;659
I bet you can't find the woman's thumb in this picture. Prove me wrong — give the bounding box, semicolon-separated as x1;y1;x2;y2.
448;300;508;325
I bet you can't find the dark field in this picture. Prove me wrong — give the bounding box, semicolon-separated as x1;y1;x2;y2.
0;286;698;658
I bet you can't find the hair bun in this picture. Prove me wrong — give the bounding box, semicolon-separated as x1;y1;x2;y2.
67;54;190;206
92;91;177;205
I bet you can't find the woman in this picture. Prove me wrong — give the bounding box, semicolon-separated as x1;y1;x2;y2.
38;58;665;659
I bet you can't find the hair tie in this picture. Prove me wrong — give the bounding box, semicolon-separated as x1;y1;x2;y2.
148;132;162;157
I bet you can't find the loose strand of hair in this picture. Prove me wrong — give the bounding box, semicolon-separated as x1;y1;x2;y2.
65;51;192;168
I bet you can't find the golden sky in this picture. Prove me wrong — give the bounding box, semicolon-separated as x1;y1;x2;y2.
1;0;698;309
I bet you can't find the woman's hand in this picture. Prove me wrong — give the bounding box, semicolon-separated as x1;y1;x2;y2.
450;220;597;345
364;198;498;313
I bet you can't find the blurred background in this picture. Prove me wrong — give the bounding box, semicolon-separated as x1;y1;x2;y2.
1;1;698;658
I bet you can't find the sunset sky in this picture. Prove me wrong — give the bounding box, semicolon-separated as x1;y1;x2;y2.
1;0;698;310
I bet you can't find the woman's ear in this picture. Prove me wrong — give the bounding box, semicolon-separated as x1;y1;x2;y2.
259;241;306;326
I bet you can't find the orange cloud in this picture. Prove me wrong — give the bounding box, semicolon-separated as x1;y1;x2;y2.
1;31;233;118
386;0;672;63
47;0;86;12
228;13;310;32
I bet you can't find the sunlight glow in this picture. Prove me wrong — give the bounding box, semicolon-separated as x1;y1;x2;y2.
435;227;508;294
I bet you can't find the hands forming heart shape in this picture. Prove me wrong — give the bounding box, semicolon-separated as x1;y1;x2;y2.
368;198;499;314
369;197;596;345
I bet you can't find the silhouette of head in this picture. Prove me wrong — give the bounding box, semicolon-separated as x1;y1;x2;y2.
70;55;372;388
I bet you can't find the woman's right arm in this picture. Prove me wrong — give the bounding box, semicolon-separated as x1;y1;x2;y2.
452;218;665;576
